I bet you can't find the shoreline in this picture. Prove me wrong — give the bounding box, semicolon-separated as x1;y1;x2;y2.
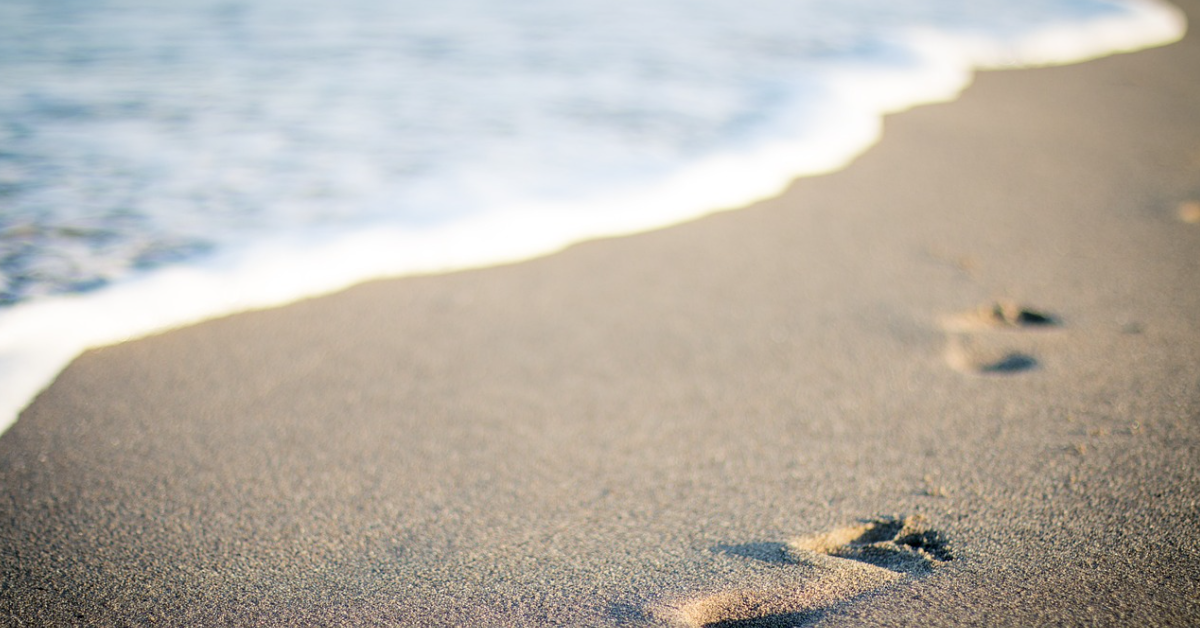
2;1;1199;625
0;1;1186;436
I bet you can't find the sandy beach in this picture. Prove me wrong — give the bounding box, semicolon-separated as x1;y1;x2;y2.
2;2;1199;625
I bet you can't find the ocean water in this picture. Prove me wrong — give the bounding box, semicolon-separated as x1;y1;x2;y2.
0;0;1185;432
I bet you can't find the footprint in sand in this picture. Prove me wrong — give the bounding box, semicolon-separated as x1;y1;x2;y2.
939;300;1060;375
654;516;951;628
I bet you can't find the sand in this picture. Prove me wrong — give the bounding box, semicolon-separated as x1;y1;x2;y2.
2;3;1200;626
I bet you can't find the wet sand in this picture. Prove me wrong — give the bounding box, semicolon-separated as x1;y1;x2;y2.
2;2;1199;626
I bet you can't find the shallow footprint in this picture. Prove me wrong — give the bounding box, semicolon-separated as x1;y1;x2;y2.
788;515;953;575
938;300;1059;333
939;301;1060;375
943;334;1039;375
655;517;951;628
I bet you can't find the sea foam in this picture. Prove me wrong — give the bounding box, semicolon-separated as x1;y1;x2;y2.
0;0;1186;433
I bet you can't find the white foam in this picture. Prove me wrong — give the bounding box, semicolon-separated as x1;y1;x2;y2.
0;0;1186;433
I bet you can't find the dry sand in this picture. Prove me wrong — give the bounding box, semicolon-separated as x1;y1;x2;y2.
3;3;1200;626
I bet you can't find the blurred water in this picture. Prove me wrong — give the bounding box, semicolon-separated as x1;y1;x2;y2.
0;0;1182;304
